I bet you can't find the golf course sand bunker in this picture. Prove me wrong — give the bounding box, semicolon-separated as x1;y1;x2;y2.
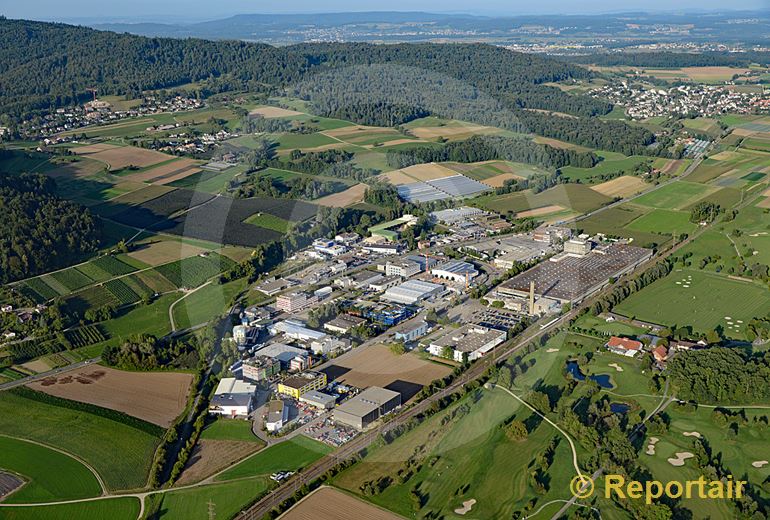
546;348;560;353
608;363;624;372
646;437;660;455
752;461;768;468
682;431;702;438
668;452;695;467
454;499;477;515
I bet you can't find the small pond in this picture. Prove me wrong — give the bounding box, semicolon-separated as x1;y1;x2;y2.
566;360;614;389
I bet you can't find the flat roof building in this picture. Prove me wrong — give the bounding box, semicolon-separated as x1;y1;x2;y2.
242;356;281;382
323;314;367;335
209;377;256;417
497;244;651;304
270;320;328;343
299;390;337;410
431;260;479;284
255;343;309;368
265;400;288;432
382;280;443;305
277;371;327;399
333;387;402;430
276;291;318;313
428;324;506;363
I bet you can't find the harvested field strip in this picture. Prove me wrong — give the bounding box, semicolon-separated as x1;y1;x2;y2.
281;486;403;520
314;183;368;207
123;275;155;298
135;270;178;294
28;366;193;428
122;158;198;183
590;176;648;198
104;279;141;305
91;255;136;276
126;239;209;267
108;189;217;229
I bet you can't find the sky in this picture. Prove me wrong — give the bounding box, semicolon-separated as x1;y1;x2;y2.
2;0;768;23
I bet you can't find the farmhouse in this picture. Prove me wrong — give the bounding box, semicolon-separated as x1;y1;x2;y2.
498;243;652;305
333;386;402;430
277;371;328;399
605;336;644;357
431;260;479;284
209;378;256;417
382;280;444;305
428;324;507;363
265;400;288;432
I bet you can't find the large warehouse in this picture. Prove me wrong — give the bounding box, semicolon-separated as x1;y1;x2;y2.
431;260;479;283
427;324;507;362
497;243;652;304
382;279;444;305
333;387;402;430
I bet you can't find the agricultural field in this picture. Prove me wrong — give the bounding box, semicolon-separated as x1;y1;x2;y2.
63;325;109;349
216;436;333;482
0;497;141;520
146;477;271;520
244;212;291;233
28;366;193;427
155;252;234;288
590;175;648;198
73;144;172;171
90;255;137;276
322;344;452;401
0;436;102;503
624;208;698;235
614;269;770;338
314;183;369;207
282;487;403;520
126;237;211;267
632;181;717;210
559;153;651;182
171;277;248;330
104;278;141;304
48;267;95;292
0;389;162;490
474;183;613;217
688;148;770;185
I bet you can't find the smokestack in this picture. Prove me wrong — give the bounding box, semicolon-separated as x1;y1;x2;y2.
529;281;535;315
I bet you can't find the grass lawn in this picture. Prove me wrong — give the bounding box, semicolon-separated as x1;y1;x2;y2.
146;477;271;520
624;208;698;235
216;436;332;482
632;181;716;210
572;314;649;337
0;497;141;520
0;436;102;503
200;418;262;442
614;269;770;338
244;213;291;233
96;293;178;347
172;278;248;330
0;392;160;491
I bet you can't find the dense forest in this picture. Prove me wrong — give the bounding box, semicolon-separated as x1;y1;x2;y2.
667;348;770;404
567;51;770;68
0;169;101;284
0;18;660;155
385;135;598;170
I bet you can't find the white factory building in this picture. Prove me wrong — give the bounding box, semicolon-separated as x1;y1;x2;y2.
428;324;507;363
269;320;328;343
382;280;444;305
431;260;479;284
209;378;256;417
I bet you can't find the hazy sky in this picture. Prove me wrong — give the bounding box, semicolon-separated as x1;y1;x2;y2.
2;0;768;22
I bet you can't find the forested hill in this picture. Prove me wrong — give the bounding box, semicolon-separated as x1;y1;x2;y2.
0;18;657;154
0;168;101;284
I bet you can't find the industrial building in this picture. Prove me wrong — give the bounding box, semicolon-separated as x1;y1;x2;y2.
277;371;328;399
333;386;402;430
265;400;288;432
427;324;507;363
431;206;488;225
431;260;479;284
382;280;444;305
497;244;652;305
323;314;367;335
255;343;309;368
368;214;418;241
241;356;281;382
209;378;256;417
270;320;328;343
276;291;318;313
368;275;401;292
334;270;383;290
393;319;429;343
563;238;593;256
299;390;337;410
385;260;422;278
